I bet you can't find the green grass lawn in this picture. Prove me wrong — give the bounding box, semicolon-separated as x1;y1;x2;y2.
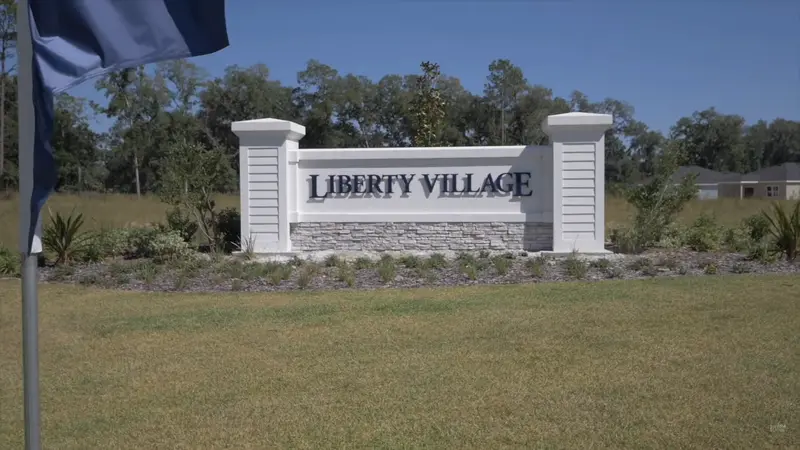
1;275;798;449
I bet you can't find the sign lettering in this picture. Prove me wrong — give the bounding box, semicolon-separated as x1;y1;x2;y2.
309;172;533;199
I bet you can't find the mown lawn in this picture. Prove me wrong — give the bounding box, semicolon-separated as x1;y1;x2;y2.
1;275;798;449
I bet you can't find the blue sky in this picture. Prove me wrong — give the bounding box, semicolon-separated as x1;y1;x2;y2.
71;0;800;135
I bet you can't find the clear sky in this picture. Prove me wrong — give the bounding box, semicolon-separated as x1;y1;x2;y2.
70;0;800;135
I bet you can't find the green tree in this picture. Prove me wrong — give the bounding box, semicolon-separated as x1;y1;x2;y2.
410;61;446;147
52;94;102;191
0;0;16;188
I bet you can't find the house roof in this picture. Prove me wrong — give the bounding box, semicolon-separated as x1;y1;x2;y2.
739;162;800;182
670;166;740;184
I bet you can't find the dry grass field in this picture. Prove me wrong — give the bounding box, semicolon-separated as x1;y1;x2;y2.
0;192;790;247
1;275;798;448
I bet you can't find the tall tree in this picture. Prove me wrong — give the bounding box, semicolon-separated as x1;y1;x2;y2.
484;59;527;145
410;61;446;147
52;94;102;191
94;66;171;195
670;108;747;172
0;0;15;188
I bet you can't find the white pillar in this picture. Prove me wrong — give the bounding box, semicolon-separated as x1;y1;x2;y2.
543;112;613;254
231;118;305;253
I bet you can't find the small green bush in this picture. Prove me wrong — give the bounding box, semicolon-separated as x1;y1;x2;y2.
746;241;778;264
266;264;292;286
353;257;374;270
377;259;397;283
722;226;751;253
336;264;356;287
0;246;19;277
609;226;643;254
78;237;104;263
324;254;342;268
95;228;131;258
129;228;191;261
424;253;448;269
399;255;423;269
162;207;198;244
743;213;771;243
214;207;241;253
562;253;588;279
590;258;611;270
655;223;689;250
492;255;511;276
296;265;316;289
525;256;547;278
685;213;723;252
460;263;479;280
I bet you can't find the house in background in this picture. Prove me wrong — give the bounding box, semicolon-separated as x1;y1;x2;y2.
718;162;800;200
668;165;740;200
662;162;800;200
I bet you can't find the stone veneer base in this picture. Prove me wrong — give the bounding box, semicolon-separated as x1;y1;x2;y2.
289;222;553;252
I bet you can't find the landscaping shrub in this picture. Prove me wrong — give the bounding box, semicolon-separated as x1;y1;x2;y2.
525;256;547;278
762;201;800;261
78;237;104;263
324;254;342;268
609;226;642;254
128;227;191;261
296;265;317;289
336;264;356;287
0;246;19;277
424;253;448;269
399;255;423;269
94;228;131;258
162;206;198;244
562;252;588;279
491;255;511;275
743;213;771;243
654;223;688;249
685;213;724;252
377;258;397;283
620;145;697;252
42;209;89;264
353;257;374;270
266;264;292;286
722;226;751;253
215;207;241;253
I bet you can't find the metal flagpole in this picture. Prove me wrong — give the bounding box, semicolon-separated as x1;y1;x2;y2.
17;0;42;448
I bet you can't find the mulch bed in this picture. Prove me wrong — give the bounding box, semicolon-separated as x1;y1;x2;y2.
34;249;800;293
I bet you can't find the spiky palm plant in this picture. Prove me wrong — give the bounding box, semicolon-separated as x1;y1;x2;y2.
762;201;800;261
42;208;88;265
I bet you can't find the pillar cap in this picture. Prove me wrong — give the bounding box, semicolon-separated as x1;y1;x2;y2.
232;118;305;141
542;112;613;137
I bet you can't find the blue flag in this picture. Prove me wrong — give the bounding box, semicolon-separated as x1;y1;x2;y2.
22;0;229;252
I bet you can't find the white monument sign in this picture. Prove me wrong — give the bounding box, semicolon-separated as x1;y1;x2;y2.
232;112;613;254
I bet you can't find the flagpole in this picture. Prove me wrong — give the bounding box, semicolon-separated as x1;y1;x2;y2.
17;0;42;448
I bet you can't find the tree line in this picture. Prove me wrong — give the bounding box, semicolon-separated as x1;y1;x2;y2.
0;4;798;196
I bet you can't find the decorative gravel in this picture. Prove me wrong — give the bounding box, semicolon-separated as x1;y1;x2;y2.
34;249;800;293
